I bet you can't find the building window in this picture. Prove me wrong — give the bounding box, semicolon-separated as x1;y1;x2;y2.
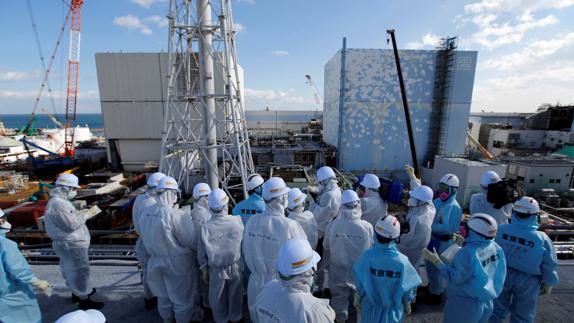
539;173;543;177
529;179;535;183
550;179;555;183
557;179;562;183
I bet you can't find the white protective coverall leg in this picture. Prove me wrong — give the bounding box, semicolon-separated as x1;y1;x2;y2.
243;192;307;321
190;195;212;314
44;186;92;297
139;189;196;323
133;188;159;300
324;200;373;321
198;203;244;323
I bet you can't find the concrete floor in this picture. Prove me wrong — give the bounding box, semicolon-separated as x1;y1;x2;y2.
32;262;574;322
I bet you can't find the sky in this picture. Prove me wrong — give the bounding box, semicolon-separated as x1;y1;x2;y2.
1;0;574;116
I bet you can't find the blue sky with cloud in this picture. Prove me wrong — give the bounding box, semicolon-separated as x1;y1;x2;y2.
1;0;574;115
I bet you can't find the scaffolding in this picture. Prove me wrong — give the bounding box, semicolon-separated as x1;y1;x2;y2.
159;0;254;200
426;36;457;166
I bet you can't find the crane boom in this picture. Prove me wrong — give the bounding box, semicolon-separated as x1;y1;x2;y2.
64;0;83;157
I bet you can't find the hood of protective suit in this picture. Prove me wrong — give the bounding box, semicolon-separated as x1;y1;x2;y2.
511;212;539;230
266;196;287;217
50;186;70;199
374;239;397;250
287;204;305;217
210;206;229;218
318;178;338;195
157;190;178;207
465;230;491;244
339;204;362;220
280;270;314;293
195;196;209;210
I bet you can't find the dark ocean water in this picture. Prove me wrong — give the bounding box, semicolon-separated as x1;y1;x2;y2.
0;114;104;129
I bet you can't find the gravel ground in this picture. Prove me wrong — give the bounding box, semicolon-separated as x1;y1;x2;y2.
32;261;574;322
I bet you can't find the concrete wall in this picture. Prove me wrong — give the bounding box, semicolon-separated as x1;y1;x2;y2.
507;163;574;194
323;48;477;176
487;129;546;156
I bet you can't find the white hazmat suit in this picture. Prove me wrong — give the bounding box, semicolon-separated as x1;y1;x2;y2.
44;186;92;297
243;197;307;320
198;207;244;323
469;192;512;225
132;188;158;300
309;178;342;238
190;196;212;315
360;188;388;228
139;190;196;323
288;205;319;250
324;203;373;321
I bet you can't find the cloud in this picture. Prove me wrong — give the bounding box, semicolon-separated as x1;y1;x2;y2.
482;32;574;70
0;70;40;81
143;15;169;28
234;22;245;33
130;0;166;9
405;33;441;49
113;15;152;35
236;0;255;4
244;88;315;109
465;0;574;14
0;90;100;100
270;50;289;56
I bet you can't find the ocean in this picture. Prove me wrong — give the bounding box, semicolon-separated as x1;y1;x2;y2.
0;114;104;130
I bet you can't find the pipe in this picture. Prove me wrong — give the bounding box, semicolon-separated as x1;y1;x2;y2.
386;29;420;178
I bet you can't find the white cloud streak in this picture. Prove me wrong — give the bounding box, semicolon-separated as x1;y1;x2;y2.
270;50;289;56
130;0;166;9
113;14;169;35
244;88;315;109
465;0;574;14
0;70;40;81
405;33;441;49
0;90;100;100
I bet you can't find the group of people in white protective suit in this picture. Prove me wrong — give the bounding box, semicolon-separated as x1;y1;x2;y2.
0;164;559;323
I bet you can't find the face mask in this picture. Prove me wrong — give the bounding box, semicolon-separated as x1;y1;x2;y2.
293;204;304;213
165;190;178;207
0;220;12;235
439;192;450;201
67;190;77;200
282;195;289;208
407;197;418;207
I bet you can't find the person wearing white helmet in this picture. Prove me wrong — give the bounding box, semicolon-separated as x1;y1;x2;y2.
358;173;388;228
287;188;319;250
470;171;512;225
198;188;244;323
133;172;165;310
254;239;335;323
0;208;49;323
188;182;212;320
243;177;307;320
421;173;463;304
423;213;506;323
324;190;373;322
307;166;341;293
45;173;103;310
139;176;196;323
232;174;266;224
490;197;559;323
55;309;106;323
353;216;422;322
397;180;436;269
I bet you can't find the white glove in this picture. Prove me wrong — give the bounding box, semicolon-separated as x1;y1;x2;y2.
80;205;101;220
404;164;416;179
403;300;412;315
353;293;362;311
30;277;50;291
540;284;552;295
452;233;465;247
306;186;318;194
423;248;444;267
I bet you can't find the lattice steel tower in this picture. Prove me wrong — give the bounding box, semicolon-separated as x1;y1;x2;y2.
160;0;253;199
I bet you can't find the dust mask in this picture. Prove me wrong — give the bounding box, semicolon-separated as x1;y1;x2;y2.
67;190;77;200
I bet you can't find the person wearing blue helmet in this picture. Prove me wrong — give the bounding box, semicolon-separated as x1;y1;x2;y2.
353;215;421;323
490;197;559;323
421;173;463;304
232;174;266;224
0;209;49;323
423;213;507;323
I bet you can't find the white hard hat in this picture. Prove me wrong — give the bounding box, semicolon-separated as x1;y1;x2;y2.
55;309;106;323
480;171;501;187
374;216;401;239
468;213;498;238
512;196;540;215
288;188;307;209
55;174;80;188
316;166;336;182
208;188;229;210
440;173;459;188
147;172;166;188
246;174;265;191
341;190;360;205
157;176;180;191
360;174;380;189
262;177;290;201
409;185;434;203
193;183;211;200
276;239;321;276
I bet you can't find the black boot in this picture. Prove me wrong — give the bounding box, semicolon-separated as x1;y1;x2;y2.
72;288;96;303
79;297;104;310
144;296;158;310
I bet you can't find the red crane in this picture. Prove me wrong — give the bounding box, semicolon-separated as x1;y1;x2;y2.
64;0;84;157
